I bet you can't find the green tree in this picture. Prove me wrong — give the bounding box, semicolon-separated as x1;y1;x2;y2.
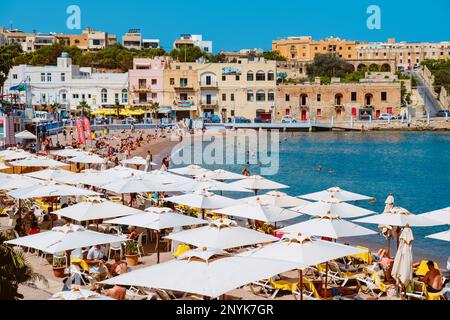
0;43;23;98
261;50;287;61
170;46;205;62
306;54;355;79
77;101;91;118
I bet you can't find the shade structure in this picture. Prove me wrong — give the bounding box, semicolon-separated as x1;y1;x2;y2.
0;150;32;161
278;216;377;239
165;189;240;210
9;156;68;168
105;207;207;231
426;229;450;242
0;174;42;190
391;227;414;288
199;169;245;181
239;234;366;269
51;148;88;158
228;175;289;192
354;207;443;227
5;224;126;254
170;165;210;177
141;170;192;185
50;288;114;300
15;130;37;140
165;219;279;250
101;248;298;298
121;156;157;167
242;191;311;208
51;197;145;222
214;200;302;223
101;176;183;194
102;166;146;178
68;153;104;164
7;182;99;199
300;187;373;202
292;201;375;219
419;207;450;225
25;168;77;181
175;177;252;193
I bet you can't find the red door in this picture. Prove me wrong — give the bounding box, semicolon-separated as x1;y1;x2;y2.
376;110;381;118
387;107;393;115
352;108;357;117
301;110;307;121
285;109;290;116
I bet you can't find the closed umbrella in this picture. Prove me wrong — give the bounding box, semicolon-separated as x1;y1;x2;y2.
101;247;298;299
242;190;311;208
228;175;289;194
292;201;375;219
170;165;210;177
300;187;373;202
391;226;414;295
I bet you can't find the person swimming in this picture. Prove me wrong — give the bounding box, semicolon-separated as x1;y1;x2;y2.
328;168;334;174
317;165;322;173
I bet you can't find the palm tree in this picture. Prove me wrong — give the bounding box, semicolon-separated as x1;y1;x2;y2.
0;235;47;300
115;100;121;117
76;101;91;118
150;102;159;119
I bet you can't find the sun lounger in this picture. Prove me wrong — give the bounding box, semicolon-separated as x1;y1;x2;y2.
406;280;446;300
316;261;366;287
357;268;387;298
349;246;373;268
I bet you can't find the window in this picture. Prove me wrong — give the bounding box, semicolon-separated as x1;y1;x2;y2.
62;93;67;101
82;94;85;100
122;89;128;104
72;94;79;99
170;78;175;85
351;92;357;102
13;74;17;80
247;71;254;81
317;109;322;117
247;90;254;102
268;90;275;102
222;75;226;81
222;94;226;101
256;71;265;81
115;93;119;103
180;78;188;87
235;75;240;81
41;73;45;82
381;92;387;101
151;79;157;85
101;89;107;103
61;73;65;82
231;94;235;101
139;93;147;103
256;90;265;102
268;71;275;81
47;73;52;82
317;94;321;102
285;94;290;102
88;94;91;99
152;93;157;99
93;40;100;46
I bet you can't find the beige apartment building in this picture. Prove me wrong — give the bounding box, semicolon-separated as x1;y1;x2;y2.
276;73;402;122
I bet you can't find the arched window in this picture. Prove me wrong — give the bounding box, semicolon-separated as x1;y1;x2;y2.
256;90;265;102
247;71;254;81
101;89;108;103
300;94;308;106
247;90;254;102
268;71;275;81
121;89;128;104
256;71;266;81
268;90;275;102
335;93;343;106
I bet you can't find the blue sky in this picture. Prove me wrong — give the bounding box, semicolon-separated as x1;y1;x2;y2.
1;0;449;52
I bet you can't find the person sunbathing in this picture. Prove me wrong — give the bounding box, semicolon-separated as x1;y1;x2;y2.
105;285;126;300
420;261;443;293
108;255;128;276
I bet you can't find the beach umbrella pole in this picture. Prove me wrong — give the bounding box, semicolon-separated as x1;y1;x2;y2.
325;262;329;293
156;230;160;264
298;269;303;300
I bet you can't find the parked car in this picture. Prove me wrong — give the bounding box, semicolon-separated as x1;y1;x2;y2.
436;110;450;117
254;115;271;123
124;117;139;124
94;116;108;125
204;114;221;123
281;116;297;123
378;113;396;120
233;116;251;123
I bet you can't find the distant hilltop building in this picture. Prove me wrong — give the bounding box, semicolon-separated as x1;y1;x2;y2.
173;34;213;53
122;29;160;50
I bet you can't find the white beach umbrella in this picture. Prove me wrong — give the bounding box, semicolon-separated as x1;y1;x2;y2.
7;181;99;199
170;165;210;177
278;215;377;239
214;199;302;223
175;177;252;193
141;170;192;185
165;189;240;211
354;207;443;227
300;186;373;202
102;166;146;178
5;224;126;254
165;218;278;250
0;148;25;157
121;156;157;167
51;148;88;158
391;227;414;288
68;153;104;164
102;176;183;194
1;151;33;161
0;174;42;190
15;130;37;140
419;206;450;225
199;169;245;181
9;156;68;168
101;248;298;298
426;229;450;242
50;288;114;300
228;175;289;193
24;168;77;181
292;201;375;219
51;197;145;222
242;191;311;208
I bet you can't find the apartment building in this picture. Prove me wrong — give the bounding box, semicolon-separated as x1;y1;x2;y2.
173;34;213;53
122;29;160;50
0;28;56;52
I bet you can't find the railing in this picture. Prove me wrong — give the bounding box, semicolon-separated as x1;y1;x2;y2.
132;85;152;92
199;81;218;87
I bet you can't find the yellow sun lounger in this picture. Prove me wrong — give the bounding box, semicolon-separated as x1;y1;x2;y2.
173;244;191;258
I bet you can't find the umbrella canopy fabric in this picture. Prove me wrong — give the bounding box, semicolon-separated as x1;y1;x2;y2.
426;229;450;242
7;182;99;199
101;176;183;194
5;224;126;254
419;207;450;225
391;227;414;287
214;200;302;223
292;201;375;219
10;156;68;168
0;150;32;161
165;219;278;249
0;174;42;190
199;169;245;181
165;189;240;210
354;207;443;227
121;156;157;166
278;216;377;239
242;191;311;208
101;248;298;298
239;234;366;269
228;175;289;191
105;207;207;231
51;149;88;158
51;197;145;222
50;288;114;300
25;168;77;181
175;177;252;193
170;165;210;177
102;166;146;178
141;170;192;185
300;187;373;202
68;153;104;164
15;130;37;140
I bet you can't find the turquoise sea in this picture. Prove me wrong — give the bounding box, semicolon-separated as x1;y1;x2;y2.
181;131;450;266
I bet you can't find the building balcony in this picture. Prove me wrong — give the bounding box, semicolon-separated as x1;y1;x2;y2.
131;85;152;93
199;81;218;89
174;84;195;91
131;99;152;106
200;102;219;108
